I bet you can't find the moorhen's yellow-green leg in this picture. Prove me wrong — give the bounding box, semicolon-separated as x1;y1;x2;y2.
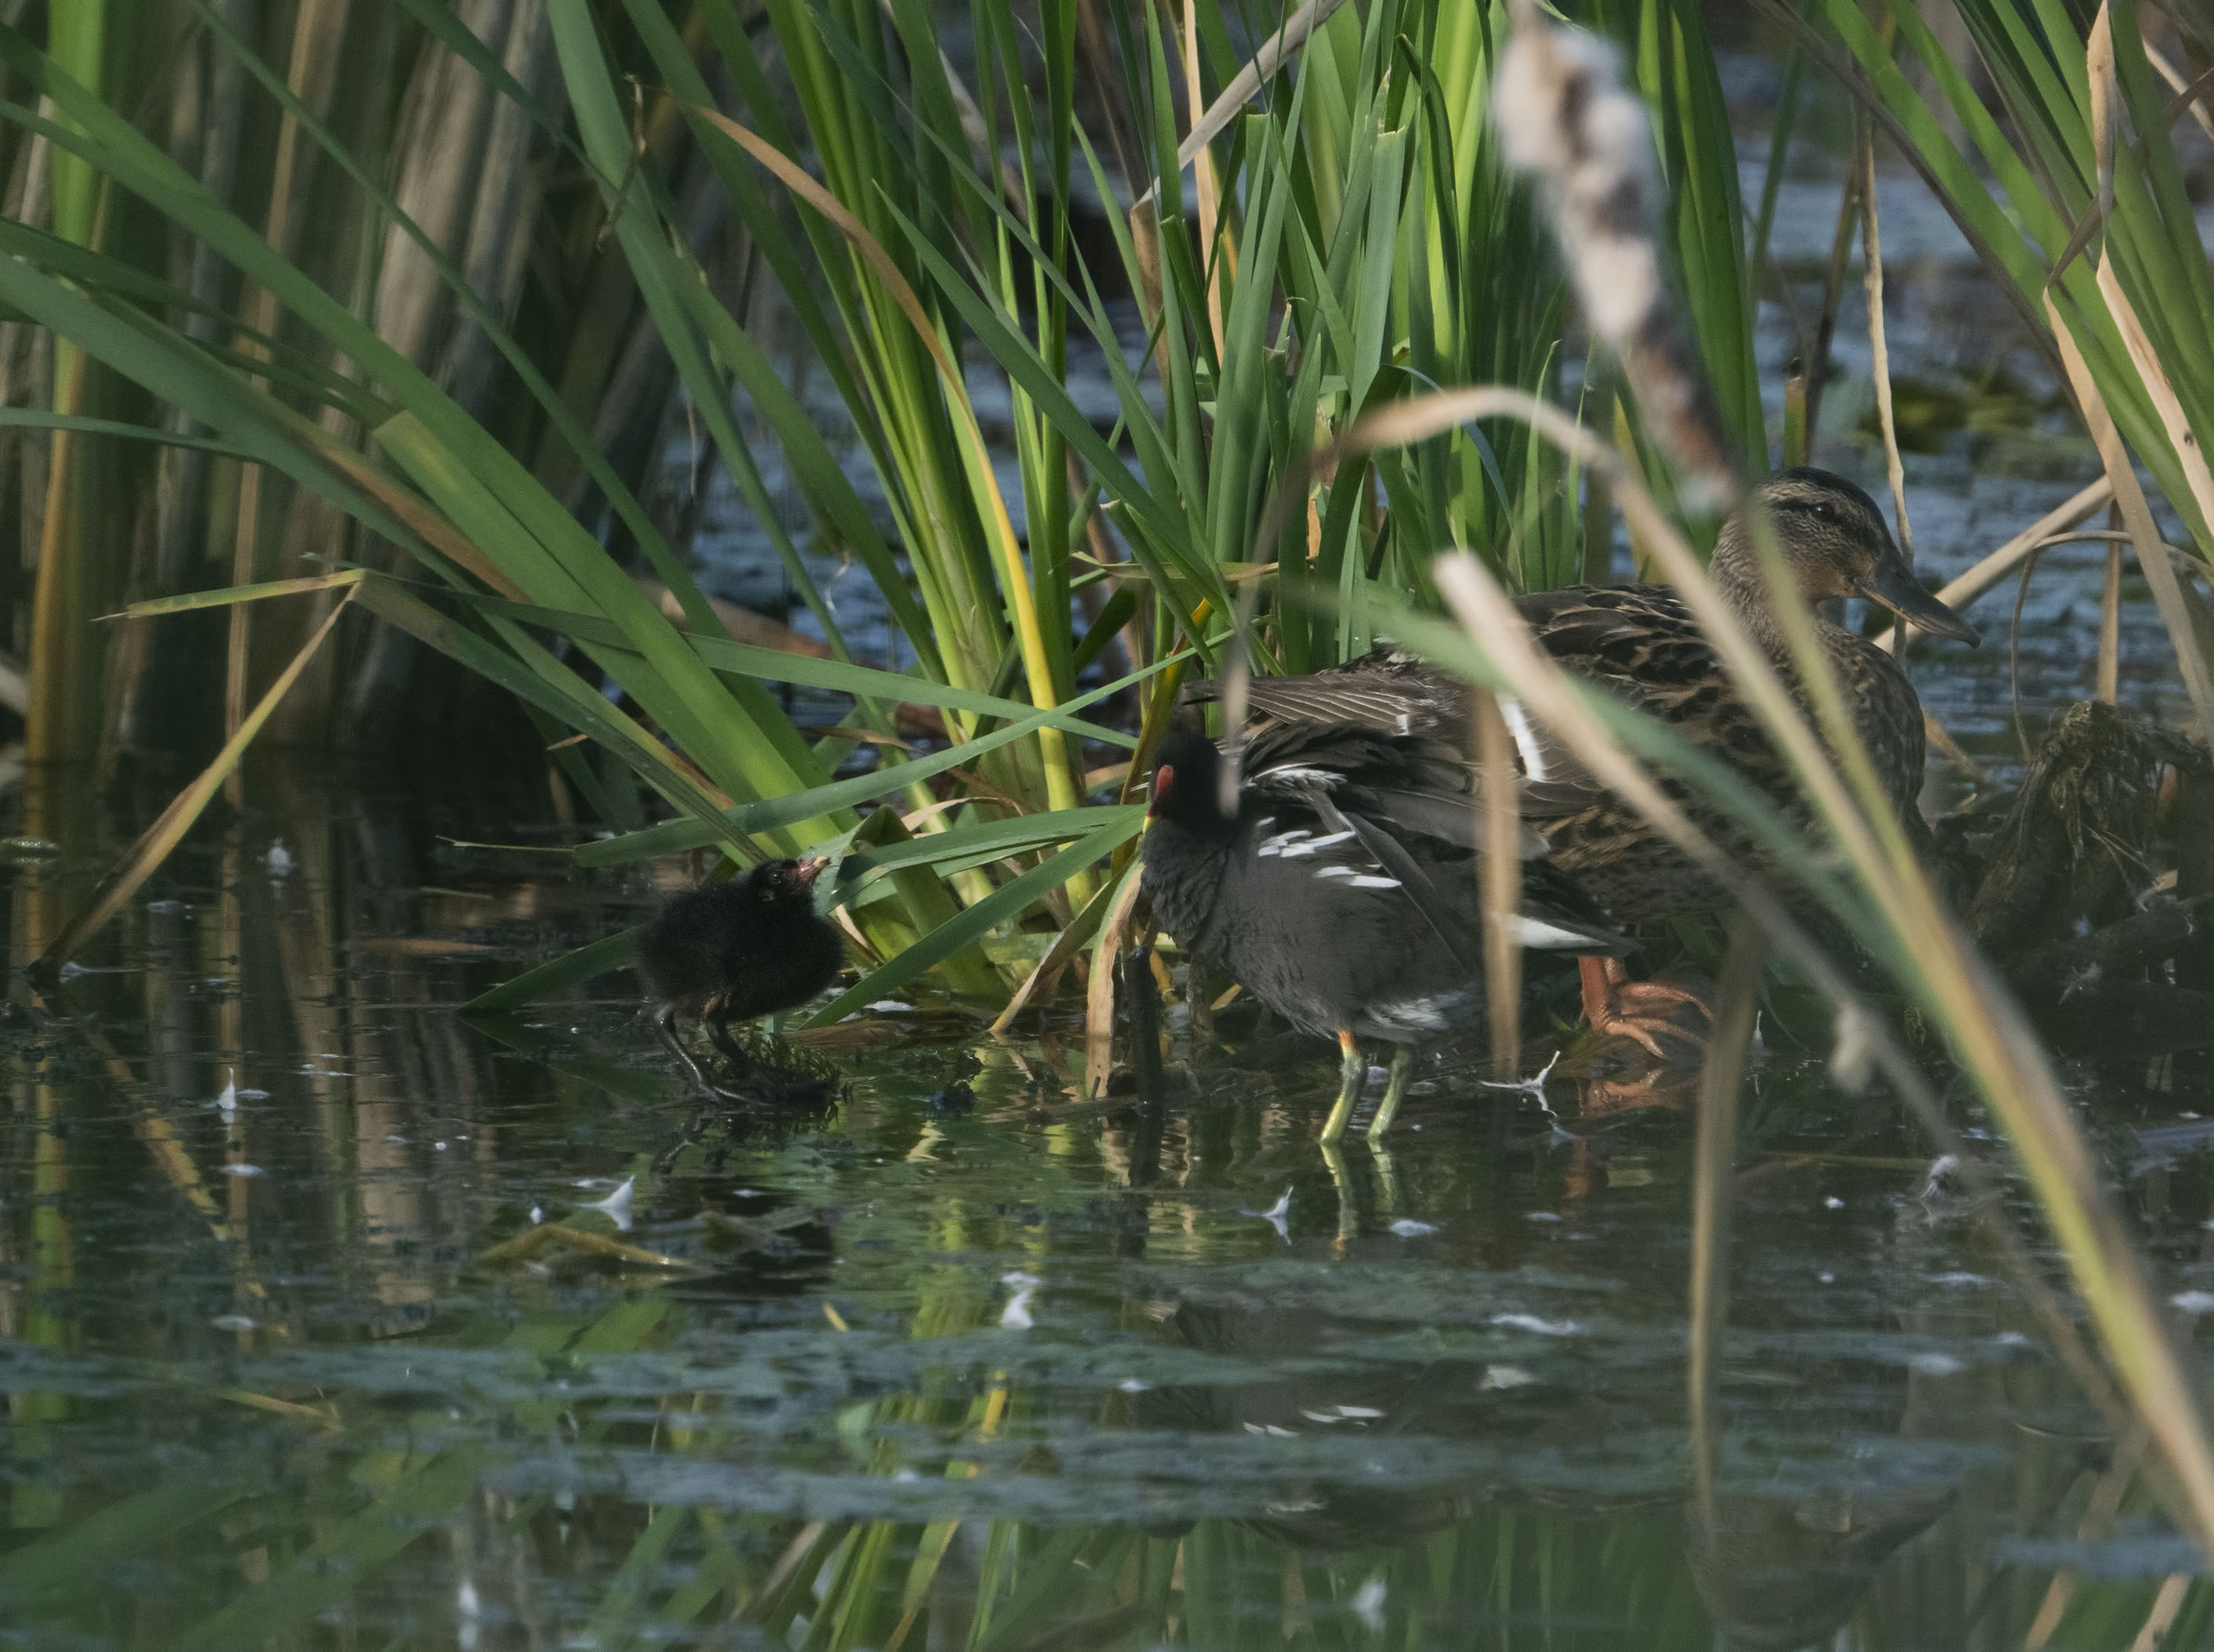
1367;1043;1417;1137
704;996;756;1075
1319;1030;1366;1144
655;1007;716;1097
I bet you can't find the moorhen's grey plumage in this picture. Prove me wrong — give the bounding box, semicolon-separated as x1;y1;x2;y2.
639;858;845;1097
1142;729;1627;1143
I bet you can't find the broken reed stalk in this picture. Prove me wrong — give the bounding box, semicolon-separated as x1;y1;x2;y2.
33;586;360;978
1130;0;1355;213
1481;3;2214;1548
1858;121;1918;656
2048;295;2214;744
2100;501;2123;704
1472;689;1522;1082
1874;475;2112;651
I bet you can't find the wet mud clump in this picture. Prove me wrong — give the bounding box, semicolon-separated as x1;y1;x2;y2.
1957;699;2213;1054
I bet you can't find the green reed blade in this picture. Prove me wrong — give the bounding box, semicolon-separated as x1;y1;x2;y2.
805;815;1141;1024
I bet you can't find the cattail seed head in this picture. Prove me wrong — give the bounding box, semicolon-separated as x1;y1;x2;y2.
1493;5;1738;512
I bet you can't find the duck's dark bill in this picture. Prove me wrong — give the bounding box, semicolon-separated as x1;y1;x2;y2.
1858;556;1981;645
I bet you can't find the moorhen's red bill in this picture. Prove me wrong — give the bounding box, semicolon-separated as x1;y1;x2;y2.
639;858;845;1098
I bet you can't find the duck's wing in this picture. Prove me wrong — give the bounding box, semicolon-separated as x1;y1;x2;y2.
1193;649;1594;851
1522;584;1824;819
1219;649;1466;739
1520;585;1735;722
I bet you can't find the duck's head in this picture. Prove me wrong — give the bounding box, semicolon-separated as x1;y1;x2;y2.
1147;730;1238;837
1716;468;1980;645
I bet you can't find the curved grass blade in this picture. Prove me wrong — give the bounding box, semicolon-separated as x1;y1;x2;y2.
827;808;1142;907
371;412;832;828
0;408;255;457
0;20;827;819
803;815;1141;1025
464;926;642;1015
554;7;893;673
183;2;731;636
114;568;366;620
349;577;767;859
0;253;417;554
31;587;359;981
672;97;1085;819
573;656;1178;868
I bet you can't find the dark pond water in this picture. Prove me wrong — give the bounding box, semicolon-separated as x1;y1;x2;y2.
2;764;2213;1650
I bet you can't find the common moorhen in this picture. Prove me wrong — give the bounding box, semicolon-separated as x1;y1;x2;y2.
1142;728;1626;1143
1148;468;1977;1131
639;858;845;1097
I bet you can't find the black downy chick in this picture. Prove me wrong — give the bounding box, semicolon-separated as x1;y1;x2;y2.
639;858;845;1097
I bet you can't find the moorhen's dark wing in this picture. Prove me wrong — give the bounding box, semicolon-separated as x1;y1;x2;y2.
1191;649;1600;857
639;884;745;1014
1156;794;1619;1041
640;870;845;1021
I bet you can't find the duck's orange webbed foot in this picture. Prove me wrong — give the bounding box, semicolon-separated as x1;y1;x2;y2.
1577;956;1714;1064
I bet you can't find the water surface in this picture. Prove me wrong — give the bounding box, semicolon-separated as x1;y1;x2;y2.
2;767;2211;1649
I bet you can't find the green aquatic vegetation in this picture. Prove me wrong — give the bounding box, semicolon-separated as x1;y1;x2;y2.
5;0;2214;1632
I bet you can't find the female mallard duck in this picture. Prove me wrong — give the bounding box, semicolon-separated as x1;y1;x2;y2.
1142;468;1977;1138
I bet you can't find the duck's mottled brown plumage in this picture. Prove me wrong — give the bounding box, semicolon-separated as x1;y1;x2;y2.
1188;468;1977;927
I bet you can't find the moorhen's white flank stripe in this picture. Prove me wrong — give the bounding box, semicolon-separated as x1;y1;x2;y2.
1499;697;1551;783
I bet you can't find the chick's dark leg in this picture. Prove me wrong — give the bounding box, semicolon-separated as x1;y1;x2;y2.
1319;1029;1366;1144
655;1005;725;1101
705;996;754;1074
